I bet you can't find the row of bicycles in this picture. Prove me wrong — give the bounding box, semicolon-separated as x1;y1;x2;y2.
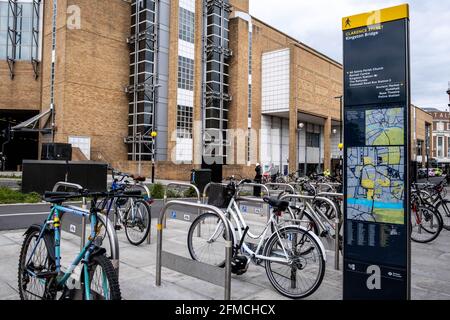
411;180;450;243
17;166;449;300
186;176;344;299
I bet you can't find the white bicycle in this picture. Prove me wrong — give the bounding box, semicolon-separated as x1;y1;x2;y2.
187;178;326;299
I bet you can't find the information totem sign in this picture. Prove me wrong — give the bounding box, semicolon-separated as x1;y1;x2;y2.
342;4;411;300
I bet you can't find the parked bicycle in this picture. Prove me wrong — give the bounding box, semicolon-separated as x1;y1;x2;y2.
107;169;153;246
17;189;137;300
410;183;444;243
415;180;450;231
187;177;326;299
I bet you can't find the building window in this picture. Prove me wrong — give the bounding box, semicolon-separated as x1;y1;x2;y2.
417;140;423;157
178;56;194;91
68;136;91;160
176;105;193;139
0;1;35;61
179;7;195;43
306;132;320;148
448;137;450;158
437;136;444;158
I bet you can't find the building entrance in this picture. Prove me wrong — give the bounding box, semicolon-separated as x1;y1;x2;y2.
0;110;39;171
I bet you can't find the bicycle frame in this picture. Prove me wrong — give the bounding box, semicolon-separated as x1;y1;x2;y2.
25;205;101;300
217;198;298;264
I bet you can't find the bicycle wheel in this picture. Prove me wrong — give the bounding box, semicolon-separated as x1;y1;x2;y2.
435;200;450;231
124;199;152;246
264;226;325;299
18;227;56;300
410;206;443;243
82;254;121;300
272;207;319;236
188;212;233;267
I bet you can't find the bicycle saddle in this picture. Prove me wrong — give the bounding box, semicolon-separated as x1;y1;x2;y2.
263;197;289;211
131;175;146;182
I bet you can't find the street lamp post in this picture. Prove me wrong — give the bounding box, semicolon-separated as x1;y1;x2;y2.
335;96;344;178
151;131;158;184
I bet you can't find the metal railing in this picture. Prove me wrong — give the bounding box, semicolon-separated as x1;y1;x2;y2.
202;182;228;203
159;183;202;242
236;182;270;198
265;183;296;195
155;200;232;300
279;194;341;270
52;182;120;273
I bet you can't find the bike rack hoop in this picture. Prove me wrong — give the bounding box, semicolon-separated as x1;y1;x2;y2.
50;182;120;274
155;200;232;300
161;183;202;231
279;194;341;271
265;183;296;195
236;183;270;198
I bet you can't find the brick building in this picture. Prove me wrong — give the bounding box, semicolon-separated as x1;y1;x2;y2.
0;0;433;179
423;108;450;166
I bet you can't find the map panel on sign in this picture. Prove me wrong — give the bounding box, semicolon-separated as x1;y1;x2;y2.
366;108;404;146
347;147;405;225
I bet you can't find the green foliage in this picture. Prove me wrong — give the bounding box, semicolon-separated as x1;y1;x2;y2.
184;187;199;199
166;189;181;199
0;187;41;204
150;183;165;199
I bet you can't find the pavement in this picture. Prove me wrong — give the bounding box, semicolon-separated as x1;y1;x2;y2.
1;207;450;300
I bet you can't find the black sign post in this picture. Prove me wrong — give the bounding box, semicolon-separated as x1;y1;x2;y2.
342;4;411;300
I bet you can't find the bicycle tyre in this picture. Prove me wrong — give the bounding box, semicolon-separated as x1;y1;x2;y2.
410;206;443;244
82;254;121;300
124;199;152;246
18;227;56;300
434;200;450;231
264;226;325;299
188;212;234;268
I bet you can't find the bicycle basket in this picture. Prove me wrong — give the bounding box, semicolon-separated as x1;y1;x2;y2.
206;183;234;209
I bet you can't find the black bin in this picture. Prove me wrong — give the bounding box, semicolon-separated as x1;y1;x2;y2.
191;169;212;194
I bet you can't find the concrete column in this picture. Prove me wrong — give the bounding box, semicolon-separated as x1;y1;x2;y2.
192;0;202;168
324;116;332;171
289;45;298;174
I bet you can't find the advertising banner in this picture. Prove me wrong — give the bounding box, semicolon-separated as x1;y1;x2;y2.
342;4;411;300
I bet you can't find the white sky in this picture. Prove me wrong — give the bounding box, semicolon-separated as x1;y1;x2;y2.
250;0;450;110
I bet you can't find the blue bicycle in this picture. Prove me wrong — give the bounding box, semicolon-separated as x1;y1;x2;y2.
17;190;132;300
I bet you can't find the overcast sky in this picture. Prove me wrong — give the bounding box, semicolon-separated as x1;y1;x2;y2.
250;0;450;111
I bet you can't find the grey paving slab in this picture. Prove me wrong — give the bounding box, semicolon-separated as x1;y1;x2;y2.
1;223;450;300
0;235;16;247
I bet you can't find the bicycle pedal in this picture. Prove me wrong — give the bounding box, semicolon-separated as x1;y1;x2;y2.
114;225;122;231
320;230;329;238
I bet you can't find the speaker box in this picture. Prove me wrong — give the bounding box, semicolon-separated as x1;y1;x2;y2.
41;143;72;161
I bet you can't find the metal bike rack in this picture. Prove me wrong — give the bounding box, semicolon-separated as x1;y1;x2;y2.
162;183;202;227
156;200;232;300
236;182;270;198
52;182;87;251
279;194;341;270
235;196;271;221
236;183;271;219
202;182;228;203
51;182;120;273
265;183;296;196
